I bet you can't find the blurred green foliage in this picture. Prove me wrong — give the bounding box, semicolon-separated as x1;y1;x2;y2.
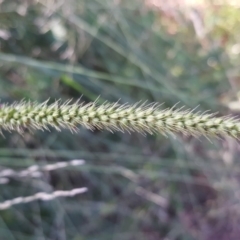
0;0;240;239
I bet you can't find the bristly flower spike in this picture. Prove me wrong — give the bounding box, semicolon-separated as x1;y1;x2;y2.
0;99;240;139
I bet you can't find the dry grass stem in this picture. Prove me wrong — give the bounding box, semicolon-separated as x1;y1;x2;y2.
0;187;88;210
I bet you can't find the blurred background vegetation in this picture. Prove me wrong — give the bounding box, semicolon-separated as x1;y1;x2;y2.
0;0;240;239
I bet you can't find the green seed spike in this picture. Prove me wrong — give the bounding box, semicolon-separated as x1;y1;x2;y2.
0;99;239;139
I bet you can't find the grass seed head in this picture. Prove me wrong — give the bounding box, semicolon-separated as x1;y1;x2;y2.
0;99;239;139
